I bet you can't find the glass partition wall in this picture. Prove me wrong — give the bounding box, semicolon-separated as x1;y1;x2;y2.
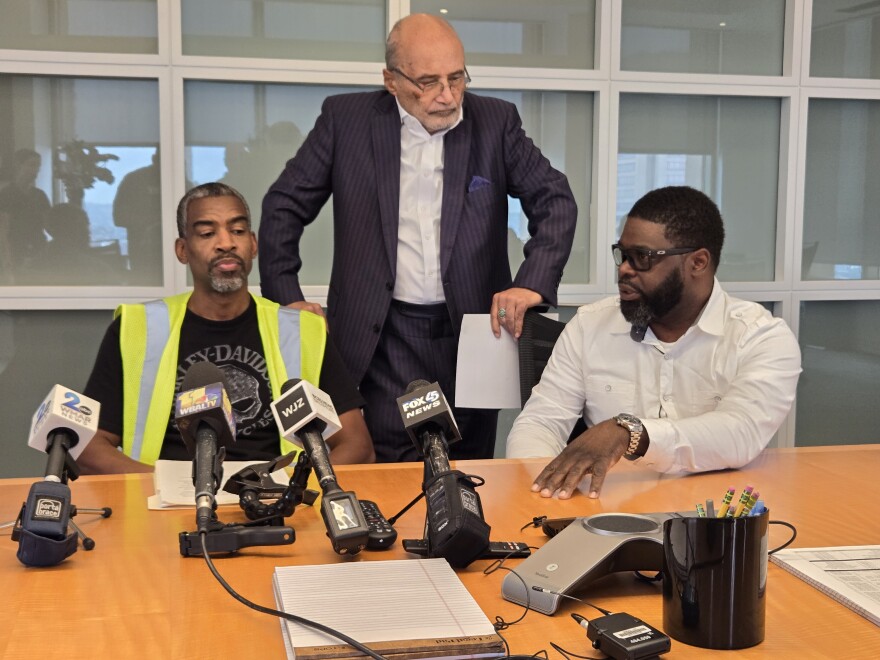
1;0;878;475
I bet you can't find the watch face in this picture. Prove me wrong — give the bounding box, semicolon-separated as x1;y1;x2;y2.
617;413;640;428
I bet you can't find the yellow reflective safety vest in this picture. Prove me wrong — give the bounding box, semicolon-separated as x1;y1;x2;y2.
115;292;326;465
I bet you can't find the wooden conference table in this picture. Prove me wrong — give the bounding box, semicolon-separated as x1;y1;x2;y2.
1;445;878;659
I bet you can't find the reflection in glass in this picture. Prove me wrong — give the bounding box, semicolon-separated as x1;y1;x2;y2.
478;90;592;285
181;0;385;61
796;301;880;446
803;99;880;282
0;0;158;54
617;93;781;282
810;0;880;79
0;75;161;286
412;0;596;69
184;81;365;286
620;0;785;75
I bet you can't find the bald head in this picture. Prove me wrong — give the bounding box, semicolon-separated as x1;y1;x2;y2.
385;14;463;71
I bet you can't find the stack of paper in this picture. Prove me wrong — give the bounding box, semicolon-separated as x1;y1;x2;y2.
273;558;504;659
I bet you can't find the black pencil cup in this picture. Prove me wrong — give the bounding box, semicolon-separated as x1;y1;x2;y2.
661;511;769;649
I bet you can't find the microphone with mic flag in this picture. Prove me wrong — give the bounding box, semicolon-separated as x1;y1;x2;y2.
396;380;491;568
174;361;236;533
10;385;112;566
270;378;370;555
177;361;295;556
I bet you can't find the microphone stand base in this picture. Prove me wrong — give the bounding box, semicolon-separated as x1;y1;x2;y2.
179;524;295;556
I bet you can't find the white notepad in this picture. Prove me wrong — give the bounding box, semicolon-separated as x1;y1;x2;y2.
770;545;880;627
272;558;502;659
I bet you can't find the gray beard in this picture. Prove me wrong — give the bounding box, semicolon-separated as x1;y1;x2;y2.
210;273;245;293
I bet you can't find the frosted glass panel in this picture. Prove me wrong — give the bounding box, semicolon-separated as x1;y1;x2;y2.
803;99;880;282
184;81;368;286
620;0;785;75
617;94;781;282
181;0;385;61
0;310;111;478
0;75;161;286
412;0;596;69
185;83;591;287
0;0;157;53
796;301;880;446
478;90;592;285
811;0;880;79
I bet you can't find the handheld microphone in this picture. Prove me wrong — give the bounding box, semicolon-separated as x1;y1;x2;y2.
270;378;369;555
175;361;235;533
17;386;101;566
397;381;490;568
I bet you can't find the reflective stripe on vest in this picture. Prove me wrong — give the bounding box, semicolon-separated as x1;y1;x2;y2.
116;293;325;464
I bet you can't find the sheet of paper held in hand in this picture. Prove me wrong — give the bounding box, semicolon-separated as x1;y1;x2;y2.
455;313;523;409
148;459;287;510
273;558;502;659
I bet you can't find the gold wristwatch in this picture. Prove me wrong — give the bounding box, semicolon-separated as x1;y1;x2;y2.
615;413;644;461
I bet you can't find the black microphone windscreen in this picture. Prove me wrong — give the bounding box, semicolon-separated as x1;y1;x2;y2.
280;377;301;393
182;361;227;390
405;379;432;395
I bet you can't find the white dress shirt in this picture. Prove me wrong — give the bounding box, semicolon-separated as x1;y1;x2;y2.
392;101;463;304
506;279;802;474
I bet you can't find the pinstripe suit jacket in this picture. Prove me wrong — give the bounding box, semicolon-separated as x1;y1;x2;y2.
259;90;577;384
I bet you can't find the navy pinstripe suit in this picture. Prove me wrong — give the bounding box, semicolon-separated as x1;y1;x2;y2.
259;90;577;461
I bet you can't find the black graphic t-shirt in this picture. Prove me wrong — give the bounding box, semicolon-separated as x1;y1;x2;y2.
84;298;363;462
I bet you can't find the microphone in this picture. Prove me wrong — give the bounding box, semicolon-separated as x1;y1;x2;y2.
397;379;461;458
270;378;369;555
17;386;101;566
396;380;490;568
174;361;235;533
28;385;100;481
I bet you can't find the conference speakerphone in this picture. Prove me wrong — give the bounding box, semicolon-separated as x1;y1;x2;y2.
502;512;685;615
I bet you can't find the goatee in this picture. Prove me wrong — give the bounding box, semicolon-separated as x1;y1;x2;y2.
619;268;684;327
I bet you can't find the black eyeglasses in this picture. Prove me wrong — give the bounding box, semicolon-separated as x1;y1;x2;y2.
390;67;471;96
612;243;697;272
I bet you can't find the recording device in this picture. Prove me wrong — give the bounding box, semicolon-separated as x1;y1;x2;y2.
270;378;369;555
175;361;235;533
403;539;530;559
573;612;671;660
397;380;490;568
503;512;678;614
14;386;105;566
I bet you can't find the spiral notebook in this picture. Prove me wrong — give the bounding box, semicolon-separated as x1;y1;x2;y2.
272;558;504;659
770;545;880;627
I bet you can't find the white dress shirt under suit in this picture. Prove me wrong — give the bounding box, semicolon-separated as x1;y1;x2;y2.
506;279;802;474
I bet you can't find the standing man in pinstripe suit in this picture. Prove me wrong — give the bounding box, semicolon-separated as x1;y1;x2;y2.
259;14;578;462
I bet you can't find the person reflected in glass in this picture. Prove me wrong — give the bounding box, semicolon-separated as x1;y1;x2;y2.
0;149;50;278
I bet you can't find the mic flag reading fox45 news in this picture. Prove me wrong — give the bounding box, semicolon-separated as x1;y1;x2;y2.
397;381;490;568
175;361;235;533
18;385;100;566
270;378;370;555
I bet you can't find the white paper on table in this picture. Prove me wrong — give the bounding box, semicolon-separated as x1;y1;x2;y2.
148;459;288;510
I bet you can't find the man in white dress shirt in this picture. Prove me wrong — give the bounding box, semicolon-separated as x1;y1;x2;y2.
507;186;801;498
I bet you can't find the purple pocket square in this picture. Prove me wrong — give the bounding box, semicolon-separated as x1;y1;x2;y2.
468;176;491;193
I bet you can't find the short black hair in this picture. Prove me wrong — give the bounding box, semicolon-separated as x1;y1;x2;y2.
627;186;725;270
176;182;250;238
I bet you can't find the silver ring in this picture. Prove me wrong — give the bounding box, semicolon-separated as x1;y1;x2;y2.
498;308;507;319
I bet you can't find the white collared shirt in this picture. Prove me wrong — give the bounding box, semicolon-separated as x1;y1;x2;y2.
506;279;802;474
392;101;462;304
